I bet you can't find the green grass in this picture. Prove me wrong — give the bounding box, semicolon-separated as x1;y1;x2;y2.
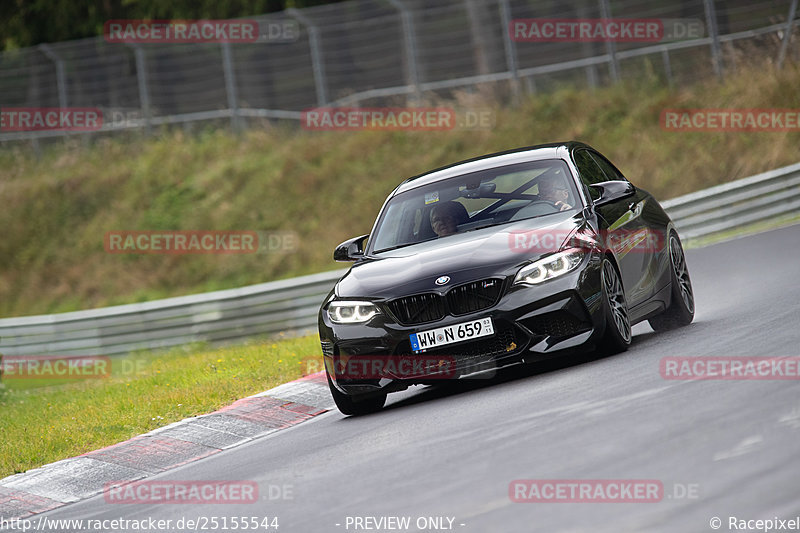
1;62;799;318
0;334;324;478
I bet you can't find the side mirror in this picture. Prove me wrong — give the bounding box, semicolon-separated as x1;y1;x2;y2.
333;234;369;262
590;180;635;207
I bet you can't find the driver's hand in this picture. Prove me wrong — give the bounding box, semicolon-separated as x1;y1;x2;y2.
553;201;572;211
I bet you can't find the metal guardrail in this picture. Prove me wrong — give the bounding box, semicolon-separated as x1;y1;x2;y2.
0;269;346;357
663;161;800;240
0;162;798;357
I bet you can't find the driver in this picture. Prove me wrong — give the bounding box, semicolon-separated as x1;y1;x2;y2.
536;175;573;211
430;201;469;237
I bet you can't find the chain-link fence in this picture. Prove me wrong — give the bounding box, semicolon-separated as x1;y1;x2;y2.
0;0;798;142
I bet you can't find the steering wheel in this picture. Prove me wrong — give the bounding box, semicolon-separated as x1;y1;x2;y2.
527;200;562;213
509;200;562;221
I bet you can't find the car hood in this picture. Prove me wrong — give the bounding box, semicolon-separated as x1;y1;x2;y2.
336;211;587;298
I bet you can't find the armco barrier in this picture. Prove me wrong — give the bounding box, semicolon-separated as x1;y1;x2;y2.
0;269;345;356
0;162;798;356
661;161;800;240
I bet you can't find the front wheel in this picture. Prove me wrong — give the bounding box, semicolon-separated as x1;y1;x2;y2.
598;258;632;354
326;372;386;416
649;232;694;331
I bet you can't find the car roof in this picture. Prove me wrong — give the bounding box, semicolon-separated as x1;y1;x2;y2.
392;141;593;195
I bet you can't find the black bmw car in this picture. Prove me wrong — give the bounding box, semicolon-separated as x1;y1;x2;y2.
318;142;694;415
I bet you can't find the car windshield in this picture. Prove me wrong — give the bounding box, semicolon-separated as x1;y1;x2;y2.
371;159;578;253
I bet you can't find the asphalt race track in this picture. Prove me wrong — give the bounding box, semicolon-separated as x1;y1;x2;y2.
15;224;800;533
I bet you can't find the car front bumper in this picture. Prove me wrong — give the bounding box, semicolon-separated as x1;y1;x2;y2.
319;254;606;398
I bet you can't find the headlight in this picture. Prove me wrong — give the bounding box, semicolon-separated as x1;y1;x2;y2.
514;249;584;285
327;301;381;324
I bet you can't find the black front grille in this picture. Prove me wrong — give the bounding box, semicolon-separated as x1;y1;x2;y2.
447;278;503;315
320;341;334;356
388;293;446;325
388;278;504;325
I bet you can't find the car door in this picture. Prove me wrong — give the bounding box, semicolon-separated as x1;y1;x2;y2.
573;149;652;308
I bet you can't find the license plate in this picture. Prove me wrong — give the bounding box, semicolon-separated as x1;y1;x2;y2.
409;318;494;352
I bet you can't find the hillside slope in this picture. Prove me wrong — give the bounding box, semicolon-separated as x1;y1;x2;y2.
1;63;799;317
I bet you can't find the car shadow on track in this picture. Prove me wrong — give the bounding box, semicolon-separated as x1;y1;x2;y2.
331;321;709;418
375;326;696;414
379;352;618;413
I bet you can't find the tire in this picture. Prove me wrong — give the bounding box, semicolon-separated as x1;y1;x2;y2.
649;231;695;331
598;257;632;354
326;372;386;416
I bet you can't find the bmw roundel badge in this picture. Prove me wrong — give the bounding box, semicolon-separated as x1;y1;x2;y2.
435;276;451;286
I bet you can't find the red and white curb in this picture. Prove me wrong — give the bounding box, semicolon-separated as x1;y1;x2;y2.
0;372;333;520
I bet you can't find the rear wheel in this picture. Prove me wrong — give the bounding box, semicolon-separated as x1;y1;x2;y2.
649;232;694;331
598;258;632;354
326;372;386;416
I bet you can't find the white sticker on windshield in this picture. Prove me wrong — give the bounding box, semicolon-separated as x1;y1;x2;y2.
424;192;439;205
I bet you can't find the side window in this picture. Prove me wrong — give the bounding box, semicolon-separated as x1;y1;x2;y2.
589;151;627;182
573;149;606;201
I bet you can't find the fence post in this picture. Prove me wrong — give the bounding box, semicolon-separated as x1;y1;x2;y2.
387;0;422;104
498;0;521;100
661;48;674;87
39;44;69;110
129;44;152;135
288;8;329;107
464;0;494;77
221;42;242;132
778;0;798;69
703;0;724;78
576;3;598;90
598;0;620;82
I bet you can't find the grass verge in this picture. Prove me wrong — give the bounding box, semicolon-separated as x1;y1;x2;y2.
0;334;322;479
